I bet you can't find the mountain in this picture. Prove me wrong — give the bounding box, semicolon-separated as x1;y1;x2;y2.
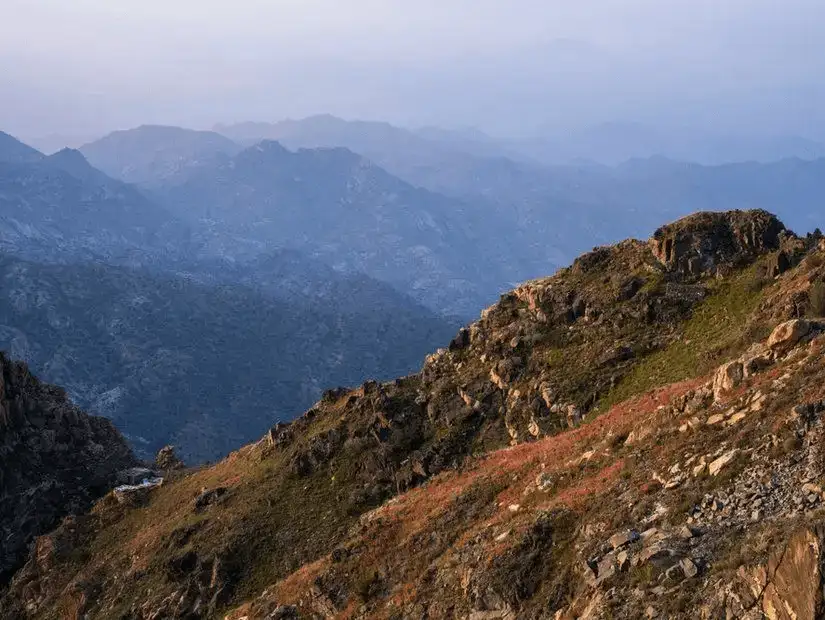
0;130;44;164
0;149;191;263
0;352;135;582
80;125;243;186
0;252;457;462
216;115;442;153
210;117;825;264
213;115;544;197
4;209;825;618
173;119;825;314
152;140;550;316
214;114;527;184
44;147;116;186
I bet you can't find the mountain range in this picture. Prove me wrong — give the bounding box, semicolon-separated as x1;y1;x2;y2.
76;120;825;313
211;116;825;234
4;119;825;465
215;115;825;167
0;131;459;461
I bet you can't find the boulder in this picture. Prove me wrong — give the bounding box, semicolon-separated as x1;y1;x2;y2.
595;553;617;584
741;528;825;619
113;477;164;506
680;557;700;579
713;361;744;401
767;319;812;353
449;327;471;351
194;487;229;511
742;344;773;377
566;404;582;428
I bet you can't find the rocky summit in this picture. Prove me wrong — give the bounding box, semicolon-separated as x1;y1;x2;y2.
2;209;825;619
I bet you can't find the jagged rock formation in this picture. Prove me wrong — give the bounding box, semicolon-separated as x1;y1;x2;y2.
649;209;786;277
0;353;135;584
2;209;825;619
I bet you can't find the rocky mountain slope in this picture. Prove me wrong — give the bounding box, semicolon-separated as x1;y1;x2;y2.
0;253;456;463
3;209;825;618
0;353;135;584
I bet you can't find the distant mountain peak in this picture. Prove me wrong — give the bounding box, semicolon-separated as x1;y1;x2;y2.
0;130;44;164
79;125;241;185
47;146;92;167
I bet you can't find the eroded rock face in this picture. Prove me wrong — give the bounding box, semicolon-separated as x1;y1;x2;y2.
650;209;785;278
0;353;135;583
736;527;825;620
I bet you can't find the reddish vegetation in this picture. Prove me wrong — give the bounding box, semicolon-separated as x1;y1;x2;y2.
323;376;708;581
548;460;626;510
387;377;705;523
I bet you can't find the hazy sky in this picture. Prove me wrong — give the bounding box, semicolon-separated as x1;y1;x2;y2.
2;0;824;141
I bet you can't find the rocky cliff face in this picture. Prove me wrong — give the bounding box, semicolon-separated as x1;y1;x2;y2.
0;353;135;584
2;209;825;619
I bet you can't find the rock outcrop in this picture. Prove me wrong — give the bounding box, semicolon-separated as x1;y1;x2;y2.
650;209;785;278
0;353;135;583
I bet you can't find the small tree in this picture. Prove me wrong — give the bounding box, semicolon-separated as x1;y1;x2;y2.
809;280;825;317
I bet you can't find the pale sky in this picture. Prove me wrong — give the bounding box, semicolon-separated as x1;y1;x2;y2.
2;0;824;140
